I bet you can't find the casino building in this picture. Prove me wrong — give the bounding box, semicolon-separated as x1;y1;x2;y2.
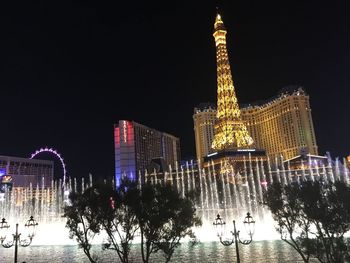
114;120;180;186
0;155;53;190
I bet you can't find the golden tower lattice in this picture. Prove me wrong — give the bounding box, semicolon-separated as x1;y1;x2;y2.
211;13;254;151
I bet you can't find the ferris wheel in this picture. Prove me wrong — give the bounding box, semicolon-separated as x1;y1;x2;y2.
30;147;67;184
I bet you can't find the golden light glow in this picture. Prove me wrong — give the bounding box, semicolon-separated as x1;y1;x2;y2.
241;89;318;160
211;13;254;151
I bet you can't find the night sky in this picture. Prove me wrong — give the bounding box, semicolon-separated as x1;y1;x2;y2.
0;1;349;180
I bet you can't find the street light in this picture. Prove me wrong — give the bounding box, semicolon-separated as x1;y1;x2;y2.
0;216;38;263
213;212;255;263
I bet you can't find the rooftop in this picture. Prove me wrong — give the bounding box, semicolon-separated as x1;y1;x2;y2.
240;86;307;109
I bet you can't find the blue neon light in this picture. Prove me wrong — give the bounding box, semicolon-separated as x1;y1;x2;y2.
0;168;5;178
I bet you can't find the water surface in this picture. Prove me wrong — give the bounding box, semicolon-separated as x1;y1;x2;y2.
0;240;313;263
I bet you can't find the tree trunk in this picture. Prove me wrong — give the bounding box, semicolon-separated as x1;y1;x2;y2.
140;229;147;263
84;248;96;263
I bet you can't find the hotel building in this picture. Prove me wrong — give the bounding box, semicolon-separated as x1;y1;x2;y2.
193;87;318;162
0;155;53;189
114;120;180;186
241;87;318;160
193;103;216;162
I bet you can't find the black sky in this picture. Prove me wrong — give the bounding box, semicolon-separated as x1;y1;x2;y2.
0;1;349;180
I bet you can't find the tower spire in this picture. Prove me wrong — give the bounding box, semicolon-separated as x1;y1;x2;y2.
211;12;253;151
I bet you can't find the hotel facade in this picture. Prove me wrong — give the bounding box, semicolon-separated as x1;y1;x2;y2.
194;87;318;162
114;120;180;186
241;87;318;160
0;155;54;189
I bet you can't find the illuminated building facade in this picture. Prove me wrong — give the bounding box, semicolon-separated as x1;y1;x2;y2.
114;120;180;186
241;87;318;160
193;103;216;162
194;87;318;162
0;155;53;190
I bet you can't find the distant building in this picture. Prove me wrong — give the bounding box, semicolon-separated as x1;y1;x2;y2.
114;120;180;186
0;155;54;190
193;103;216;162
194;87;318;163
241;87;318;160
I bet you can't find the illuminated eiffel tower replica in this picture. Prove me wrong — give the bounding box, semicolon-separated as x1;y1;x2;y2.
204;12;266;171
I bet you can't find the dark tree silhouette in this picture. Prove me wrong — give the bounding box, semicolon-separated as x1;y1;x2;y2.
265;180;350;263
64;181;200;263
135;183;201;263
63;187;102;263
98;180;140;263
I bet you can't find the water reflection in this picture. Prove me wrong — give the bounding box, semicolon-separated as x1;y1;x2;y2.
0;241;308;263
